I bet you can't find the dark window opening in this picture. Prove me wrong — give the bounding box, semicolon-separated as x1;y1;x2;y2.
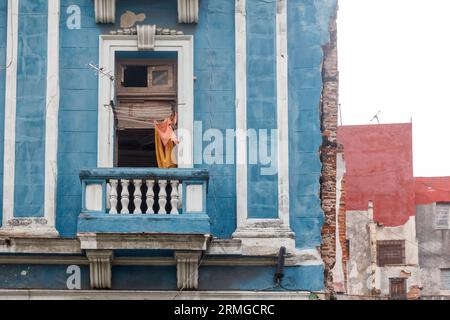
123;65;148;87
377;240;405;266
117;129;157;167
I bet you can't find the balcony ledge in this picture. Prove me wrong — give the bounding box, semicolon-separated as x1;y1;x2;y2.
77;212;210;235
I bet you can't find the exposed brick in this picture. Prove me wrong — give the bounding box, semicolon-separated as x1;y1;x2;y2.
320;5;339;300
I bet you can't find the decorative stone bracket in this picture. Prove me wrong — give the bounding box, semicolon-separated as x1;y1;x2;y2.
175;251;202;290
94;0;199;24
94;0;116;24
86;249;113;289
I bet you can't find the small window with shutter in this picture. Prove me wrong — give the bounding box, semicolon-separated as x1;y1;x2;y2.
377;240;405;266
435;204;450;230
441;269;450;290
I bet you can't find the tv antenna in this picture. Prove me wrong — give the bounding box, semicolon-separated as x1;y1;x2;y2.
87;63;114;82
370;111;381;124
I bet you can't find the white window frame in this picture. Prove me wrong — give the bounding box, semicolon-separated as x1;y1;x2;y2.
97;35;194;168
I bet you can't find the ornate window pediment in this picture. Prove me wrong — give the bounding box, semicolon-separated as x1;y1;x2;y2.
94;0;199;24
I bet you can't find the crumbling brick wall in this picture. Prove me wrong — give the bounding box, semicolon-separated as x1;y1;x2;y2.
320;4;339;300
337;148;348;292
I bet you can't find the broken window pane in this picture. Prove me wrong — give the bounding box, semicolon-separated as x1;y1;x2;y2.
152;70;169;86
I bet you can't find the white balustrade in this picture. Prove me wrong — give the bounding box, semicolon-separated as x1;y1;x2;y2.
146;180;155;214
158;180;168;214
106;178;183;215
133;180;142;214
109;180;118;214
120;179;130;214
170;180;180;215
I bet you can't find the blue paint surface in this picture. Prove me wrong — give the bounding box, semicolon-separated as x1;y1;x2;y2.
13;0;48;217
57;0;237;238
0;0;338;292
288;0;337;249
246;0;278;219
0;264;90;289
0;0;7;226
199;265;324;292
112;265;177;290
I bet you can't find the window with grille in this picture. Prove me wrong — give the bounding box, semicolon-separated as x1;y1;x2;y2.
441;269;450;290
389;278;407;300
377;240;405;266
435;204;450;230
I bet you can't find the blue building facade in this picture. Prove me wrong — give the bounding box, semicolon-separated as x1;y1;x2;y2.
0;0;338;298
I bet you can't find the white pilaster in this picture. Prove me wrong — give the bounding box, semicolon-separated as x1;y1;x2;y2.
276;0;290;227
1;0;59;238
235;0;248;229
1;0;19;228
44;0;60;235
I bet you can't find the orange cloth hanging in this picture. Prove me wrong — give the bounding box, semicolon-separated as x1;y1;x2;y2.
154;113;179;168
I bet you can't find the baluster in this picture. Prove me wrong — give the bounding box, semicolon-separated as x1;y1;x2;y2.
170;180;180;215
158;180;168;214
109;179;118;214
146;180;155;214
133;180;142;214
178;183;183;210
121;179;130;214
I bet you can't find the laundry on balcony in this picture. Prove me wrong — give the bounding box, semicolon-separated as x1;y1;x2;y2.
155;113;179;169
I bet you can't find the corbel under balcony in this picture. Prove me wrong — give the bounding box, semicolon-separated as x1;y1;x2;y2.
94;0;199;24
86;249;113;289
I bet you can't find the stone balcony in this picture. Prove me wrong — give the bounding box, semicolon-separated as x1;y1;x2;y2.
76;168;210;252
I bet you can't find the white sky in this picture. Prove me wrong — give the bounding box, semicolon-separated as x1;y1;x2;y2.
337;0;450;177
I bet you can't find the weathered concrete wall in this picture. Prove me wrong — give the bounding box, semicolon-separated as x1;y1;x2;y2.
347;211;420;298
416;203;450;297
346;210;371;296
332;151;347;293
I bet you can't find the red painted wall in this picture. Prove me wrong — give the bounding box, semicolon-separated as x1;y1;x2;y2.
337;123;415;227
415;177;450;205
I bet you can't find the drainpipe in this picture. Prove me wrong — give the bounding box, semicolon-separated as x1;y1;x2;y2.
367;200;378;296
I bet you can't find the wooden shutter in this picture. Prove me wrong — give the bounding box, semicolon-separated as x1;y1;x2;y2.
435;205;450;230
390;278;407;300
441;269;450;290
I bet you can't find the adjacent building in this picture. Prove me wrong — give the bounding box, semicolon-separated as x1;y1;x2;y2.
337;123;421;299
415;177;450;299
0;0;340;299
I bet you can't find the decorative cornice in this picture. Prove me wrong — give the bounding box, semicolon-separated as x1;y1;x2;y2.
94;0;116;24
94;0;198;25
177;0;199;24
